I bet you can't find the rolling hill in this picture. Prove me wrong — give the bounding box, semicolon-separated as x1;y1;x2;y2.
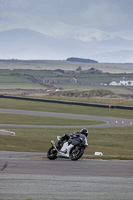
0;28;133;62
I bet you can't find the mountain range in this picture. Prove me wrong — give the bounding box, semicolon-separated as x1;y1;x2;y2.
0;28;133;63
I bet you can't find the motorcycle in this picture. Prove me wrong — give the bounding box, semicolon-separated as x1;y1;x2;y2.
47;133;88;161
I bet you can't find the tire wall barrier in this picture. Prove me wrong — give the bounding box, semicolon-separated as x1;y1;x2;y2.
0;95;133;110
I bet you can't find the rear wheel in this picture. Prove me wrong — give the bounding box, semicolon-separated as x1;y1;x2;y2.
47;147;57;160
69;146;84;161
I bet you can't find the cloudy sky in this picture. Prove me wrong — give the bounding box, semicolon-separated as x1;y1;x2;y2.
0;0;133;62
0;0;133;41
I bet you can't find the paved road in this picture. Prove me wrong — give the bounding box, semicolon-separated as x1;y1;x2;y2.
0;152;133;200
0;108;133;129
0;109;133;199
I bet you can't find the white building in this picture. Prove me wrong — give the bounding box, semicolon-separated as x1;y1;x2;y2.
109;80;133;86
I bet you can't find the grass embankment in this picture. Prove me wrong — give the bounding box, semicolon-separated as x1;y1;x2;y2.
44;94;133;106
0;98;133;159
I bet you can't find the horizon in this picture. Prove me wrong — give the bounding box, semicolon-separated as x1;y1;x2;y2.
1;57;133;65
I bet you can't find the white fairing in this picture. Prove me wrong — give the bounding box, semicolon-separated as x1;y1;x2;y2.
84;136;88;146
57;142;74;158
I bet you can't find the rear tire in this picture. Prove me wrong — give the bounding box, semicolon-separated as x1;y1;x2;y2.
70;146;84;161
47;147;57;160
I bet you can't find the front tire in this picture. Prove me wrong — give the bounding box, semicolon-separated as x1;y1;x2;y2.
47;147;57;160
69;146;84;161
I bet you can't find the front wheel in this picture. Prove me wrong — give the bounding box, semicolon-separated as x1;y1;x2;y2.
47;147;57;160
69;146;84;161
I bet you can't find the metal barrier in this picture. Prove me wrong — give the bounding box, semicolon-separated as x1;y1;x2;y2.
0;95;133;110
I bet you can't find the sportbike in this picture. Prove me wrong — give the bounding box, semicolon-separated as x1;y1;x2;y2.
47;133;88;161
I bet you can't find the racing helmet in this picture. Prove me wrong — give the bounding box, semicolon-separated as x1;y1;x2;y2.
80;128;88;137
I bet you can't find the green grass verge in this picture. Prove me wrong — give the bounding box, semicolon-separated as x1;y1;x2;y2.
0;126;133;158
0;113;103;125
0;98;133;159
0;98;133;119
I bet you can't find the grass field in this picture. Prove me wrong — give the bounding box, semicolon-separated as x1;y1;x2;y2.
0;98;133;159
0;83;46;89
0;126;133;159
54;84;133;95
0;98;133;118
1;68;133;96
0;113;103;126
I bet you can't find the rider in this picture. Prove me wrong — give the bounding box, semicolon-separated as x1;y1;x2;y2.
57;128;88;146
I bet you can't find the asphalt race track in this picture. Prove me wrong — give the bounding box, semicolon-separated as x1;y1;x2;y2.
0;108;133;129
0;109;133;199
0;151;133;200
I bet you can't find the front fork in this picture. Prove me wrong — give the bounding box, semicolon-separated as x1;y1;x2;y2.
51;140;59;152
